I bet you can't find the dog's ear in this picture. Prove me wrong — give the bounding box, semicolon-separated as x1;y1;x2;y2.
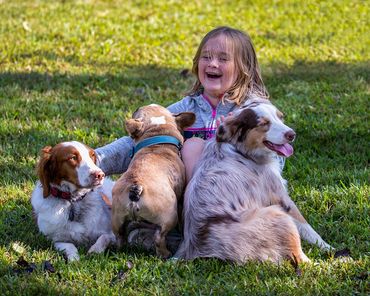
216;124;229;142
173;112;196;131
216;109;258;142
125;118;144;139
37;146;52;198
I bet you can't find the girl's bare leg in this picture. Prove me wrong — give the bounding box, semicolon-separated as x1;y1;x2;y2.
181;137;205;183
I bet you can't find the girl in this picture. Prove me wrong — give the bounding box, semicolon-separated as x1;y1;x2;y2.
96;26;275;181
96;26;280;251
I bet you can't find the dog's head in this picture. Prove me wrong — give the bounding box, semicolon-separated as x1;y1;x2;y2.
37;141;105;197
216;99;295;162
125;104;195;142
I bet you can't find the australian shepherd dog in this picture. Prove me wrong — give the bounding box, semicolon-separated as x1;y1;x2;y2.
175;98;332;264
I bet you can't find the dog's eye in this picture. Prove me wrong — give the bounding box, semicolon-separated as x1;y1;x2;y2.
69;155;77;161
90;151;96;162
277;111;284;121
260;119;270;126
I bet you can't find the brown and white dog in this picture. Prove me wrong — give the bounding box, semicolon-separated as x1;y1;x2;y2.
31;141;116;261
175;98;332;264
112;104;195;258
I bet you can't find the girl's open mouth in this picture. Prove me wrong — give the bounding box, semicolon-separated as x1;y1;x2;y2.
206;73;222;79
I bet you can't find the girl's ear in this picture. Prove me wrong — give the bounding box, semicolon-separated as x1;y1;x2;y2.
125;118;144;139
173;112;196;131
37;146;52;198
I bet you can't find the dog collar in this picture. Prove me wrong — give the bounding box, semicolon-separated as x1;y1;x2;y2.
131;135;182;157
50;187;72;200
49;186;88;202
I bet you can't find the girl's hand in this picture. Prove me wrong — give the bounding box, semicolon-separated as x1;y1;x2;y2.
216;112;233;127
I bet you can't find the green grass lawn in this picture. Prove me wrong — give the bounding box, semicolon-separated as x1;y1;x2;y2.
0;0;369;295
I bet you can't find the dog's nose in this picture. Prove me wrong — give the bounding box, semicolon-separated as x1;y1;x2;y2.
92;171;105;180
284;130;296;142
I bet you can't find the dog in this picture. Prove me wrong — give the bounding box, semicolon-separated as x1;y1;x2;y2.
31;141;116;261
175;98;332;264
111;104;195;258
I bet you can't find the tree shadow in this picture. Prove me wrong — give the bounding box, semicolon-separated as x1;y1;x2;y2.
0;64;190;94
0;60;368;185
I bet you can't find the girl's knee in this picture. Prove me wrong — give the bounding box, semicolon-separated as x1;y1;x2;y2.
182;137;205;159
181;137;205;182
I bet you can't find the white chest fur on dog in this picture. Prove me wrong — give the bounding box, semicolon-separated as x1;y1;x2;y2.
31;141;116;261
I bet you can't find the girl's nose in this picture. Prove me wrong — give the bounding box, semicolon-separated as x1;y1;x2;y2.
209;57;219;67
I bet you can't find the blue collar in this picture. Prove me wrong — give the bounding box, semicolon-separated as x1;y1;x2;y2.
131;135;182;157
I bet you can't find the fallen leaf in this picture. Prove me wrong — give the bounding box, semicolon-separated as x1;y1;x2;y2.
295;266;302;277
25;263;37;273
15;256;37;274
12;242;26;254
110;269;127;286
22;21;32;32
16;256;29;267
334;248;351;258
42;260;56;273
126;260;134;270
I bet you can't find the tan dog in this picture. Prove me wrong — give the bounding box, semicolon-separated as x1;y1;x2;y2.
112;104;195;258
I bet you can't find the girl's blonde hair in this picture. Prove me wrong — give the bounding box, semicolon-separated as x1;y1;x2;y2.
188;26;269;105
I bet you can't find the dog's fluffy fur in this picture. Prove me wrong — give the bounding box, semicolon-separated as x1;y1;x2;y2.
175;99;332;264
31;141;115;261
112;104;195;258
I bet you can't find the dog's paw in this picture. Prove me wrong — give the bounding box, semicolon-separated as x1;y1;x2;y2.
88;234;115;255
87;243;105;254
65;252;80;262
158;250;172;259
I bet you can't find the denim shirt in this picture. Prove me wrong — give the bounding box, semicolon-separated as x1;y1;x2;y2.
168;94;239;140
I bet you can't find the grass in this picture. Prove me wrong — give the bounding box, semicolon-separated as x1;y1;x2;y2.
0;0;369;295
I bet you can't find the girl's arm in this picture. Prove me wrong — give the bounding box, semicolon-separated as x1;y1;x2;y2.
167;96;194;114
95;136;134;176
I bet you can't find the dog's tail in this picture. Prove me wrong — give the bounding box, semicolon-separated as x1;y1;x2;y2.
129;184;143;202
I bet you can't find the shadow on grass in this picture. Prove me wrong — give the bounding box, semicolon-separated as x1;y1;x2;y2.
0;61;370;187
0;127;69;186
0;64;190;95
0;60;368;184
0;60;368;92
264;60;369;84
0;204;46;250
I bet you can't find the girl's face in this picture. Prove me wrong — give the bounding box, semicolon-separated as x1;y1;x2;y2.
198;35;238;101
